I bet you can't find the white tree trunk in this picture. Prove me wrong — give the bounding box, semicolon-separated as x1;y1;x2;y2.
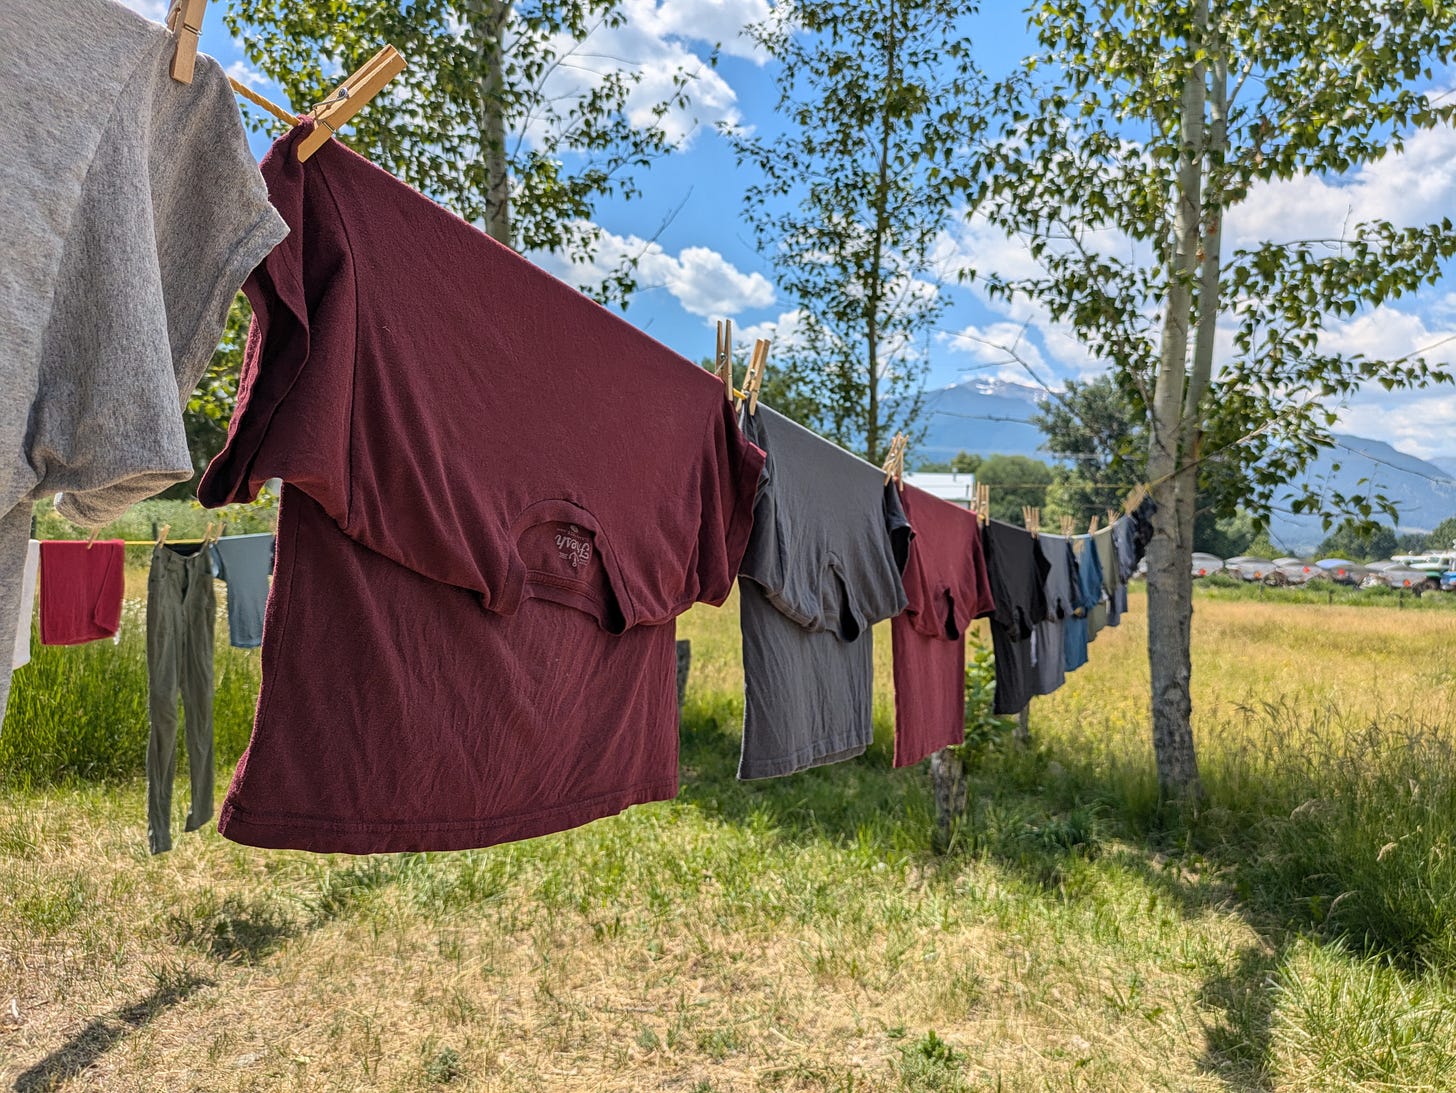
1144;1;1210;798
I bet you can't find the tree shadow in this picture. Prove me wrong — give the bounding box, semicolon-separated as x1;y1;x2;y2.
12;972;211;1092
676;697;932;849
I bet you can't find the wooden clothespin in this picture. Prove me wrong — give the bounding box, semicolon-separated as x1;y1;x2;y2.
1060;515;1074;537
1106;508;1116;527
882;433;907;487
85;528;102;550
202;521;215;546
297;45;408;163
976;483;990;526
736;339;769;416
167;0;206;85
715;320;734;403
1125;482;1147;515
1022;506;1040;537
155;523;171;548
1088;515;1099;536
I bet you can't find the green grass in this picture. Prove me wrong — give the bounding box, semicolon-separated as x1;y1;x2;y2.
5;591;1456;1088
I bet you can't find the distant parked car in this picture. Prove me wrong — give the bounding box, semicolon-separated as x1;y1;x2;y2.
1229;558;1276;581
1314;559;1367;585
1275;562;1320;585
1191;553;1223;578
1380;567;1435;590
1273;557;1304;567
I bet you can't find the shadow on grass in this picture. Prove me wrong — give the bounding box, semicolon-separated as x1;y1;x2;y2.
12;972;211;1092
676;694;933;851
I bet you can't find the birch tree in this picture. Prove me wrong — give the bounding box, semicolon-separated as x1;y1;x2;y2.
968;1;1456;796
725;0;982;462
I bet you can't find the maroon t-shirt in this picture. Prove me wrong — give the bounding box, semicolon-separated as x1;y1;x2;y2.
199;125;764;853
890;487;996;767
38;540;124;645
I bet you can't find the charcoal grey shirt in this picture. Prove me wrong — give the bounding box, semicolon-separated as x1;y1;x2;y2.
0;0;285;725
736;406;911;779
1033;533;1074;696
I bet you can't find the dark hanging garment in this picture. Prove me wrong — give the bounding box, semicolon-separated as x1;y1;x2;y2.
146;543;216;855
198;124;765;854
983;522;1050;716
1064;537;1098;672
1032;533;1074;696
735;407;911;779
891;486;996;768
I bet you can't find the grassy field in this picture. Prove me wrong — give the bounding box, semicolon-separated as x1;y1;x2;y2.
5;586;1456;1090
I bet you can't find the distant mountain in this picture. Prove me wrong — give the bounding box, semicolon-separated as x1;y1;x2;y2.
917;378;1048;462
914;378;1456;553
1268;435;1456;552
1430;456;1456;479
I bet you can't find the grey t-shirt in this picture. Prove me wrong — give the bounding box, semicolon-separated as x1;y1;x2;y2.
1032;533;1074;696
0;0;287;725
210;533;276;648
736;406;911;779
1087;526;1121;632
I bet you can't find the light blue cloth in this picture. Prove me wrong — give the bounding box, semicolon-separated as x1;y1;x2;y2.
209;533;274;648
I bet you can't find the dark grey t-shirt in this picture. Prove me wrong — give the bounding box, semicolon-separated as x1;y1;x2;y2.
1033;533;1074;696
737;406;911;779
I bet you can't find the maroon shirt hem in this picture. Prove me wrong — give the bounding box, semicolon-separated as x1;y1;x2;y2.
217;777;680;854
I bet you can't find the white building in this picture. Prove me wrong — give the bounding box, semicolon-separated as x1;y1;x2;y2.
902;472;976;508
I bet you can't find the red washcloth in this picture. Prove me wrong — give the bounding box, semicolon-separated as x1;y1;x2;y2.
39;540;125;645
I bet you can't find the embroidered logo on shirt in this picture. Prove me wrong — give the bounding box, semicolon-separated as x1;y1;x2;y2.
554;524;593;570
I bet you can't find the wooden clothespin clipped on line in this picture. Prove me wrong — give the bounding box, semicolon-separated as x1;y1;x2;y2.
715;320;734;404
881;433;908;488
297;46;408;163
1022;506;1041;538
166;0;206;85
1060;514;1074;538
155;523;171;549
1106;507;1117;528
734;339;770;416
975;483;990;526
1124;482;1148;515
1087;514;1099;536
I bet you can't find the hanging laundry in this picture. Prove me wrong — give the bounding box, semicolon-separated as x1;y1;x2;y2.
38;540;125;645
983;522;1051;716
209;533;274;648
1059;541;1094;675
1097;525;1124;627
735;407;910;779
146;543;216;854
10;540;39;671
1032;534;1075;696
0;0;286;720
890;485;995;768
196;124;764;854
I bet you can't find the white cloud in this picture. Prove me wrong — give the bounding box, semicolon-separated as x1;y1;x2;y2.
1226;105;1456;248
524;0;757;152
534;226;774;317
225;60;270;91
734;308;808;350
115;0;168;20
629;0;772;64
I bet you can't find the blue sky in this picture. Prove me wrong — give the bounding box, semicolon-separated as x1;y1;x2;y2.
129;0;1456;460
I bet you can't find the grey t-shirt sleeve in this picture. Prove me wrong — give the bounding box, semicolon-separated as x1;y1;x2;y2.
46;47;286;527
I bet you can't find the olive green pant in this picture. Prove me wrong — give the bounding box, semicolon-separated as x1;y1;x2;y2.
146;544;215;855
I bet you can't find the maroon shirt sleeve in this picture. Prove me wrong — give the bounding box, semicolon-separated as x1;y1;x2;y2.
197;127;354;525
